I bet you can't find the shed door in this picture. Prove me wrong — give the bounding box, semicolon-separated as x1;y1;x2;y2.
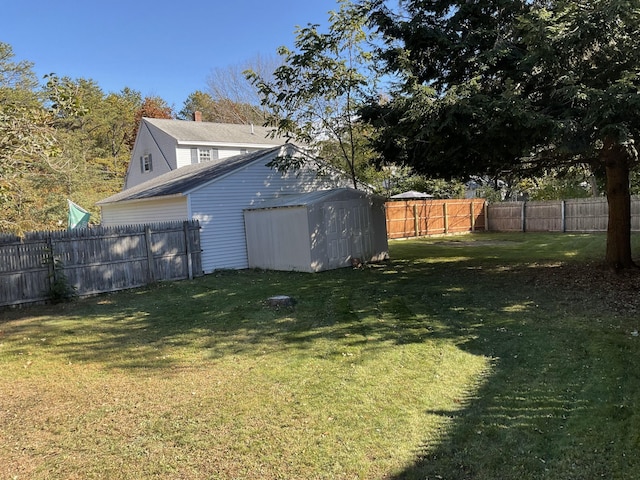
351;203;372;259
325;203;351;269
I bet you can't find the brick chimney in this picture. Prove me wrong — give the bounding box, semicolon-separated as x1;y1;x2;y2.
193;111;202;122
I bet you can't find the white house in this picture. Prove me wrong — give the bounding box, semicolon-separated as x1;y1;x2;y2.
125;116;285;189
98;145;358;273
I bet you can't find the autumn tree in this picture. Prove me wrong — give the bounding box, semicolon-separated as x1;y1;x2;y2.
364;0;640;268
178;89;265;125
127;96;173;150
0;44;63;233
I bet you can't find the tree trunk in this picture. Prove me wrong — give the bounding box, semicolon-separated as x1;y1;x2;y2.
602;136;635;269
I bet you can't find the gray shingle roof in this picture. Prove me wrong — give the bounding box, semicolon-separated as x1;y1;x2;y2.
144;118;286;145
97;146;285;205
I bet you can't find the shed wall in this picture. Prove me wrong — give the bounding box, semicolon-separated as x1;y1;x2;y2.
245;207;313;272
244;193;389;273
371;198;390;260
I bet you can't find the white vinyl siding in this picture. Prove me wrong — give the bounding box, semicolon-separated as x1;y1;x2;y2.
179;146;195;168
189;160;350;272
100;197;189;226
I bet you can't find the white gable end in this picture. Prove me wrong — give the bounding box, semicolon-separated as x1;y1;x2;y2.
126;122;177;190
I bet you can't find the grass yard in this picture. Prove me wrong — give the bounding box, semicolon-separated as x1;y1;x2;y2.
1;232;640;479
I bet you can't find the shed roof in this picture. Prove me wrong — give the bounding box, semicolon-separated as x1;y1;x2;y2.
143;118;286;146
98;146;287;205
245;188;377;211
390;190;434;199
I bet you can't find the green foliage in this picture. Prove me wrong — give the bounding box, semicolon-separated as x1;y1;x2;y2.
527;177;592;202
364;0;640;266
0;42;38;91
0;42;159;233
360;163;466;198
45;255;77;304
0;44;64;233
246;0;379;188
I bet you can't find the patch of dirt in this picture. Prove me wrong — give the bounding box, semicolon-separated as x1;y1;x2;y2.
528;262;640;314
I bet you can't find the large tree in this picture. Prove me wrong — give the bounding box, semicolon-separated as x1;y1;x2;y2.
365;0;640;269
0;44;62;233
246;0;379;189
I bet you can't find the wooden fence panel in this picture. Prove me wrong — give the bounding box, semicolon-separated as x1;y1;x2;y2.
0;221;202;307
564;198;609;232
487;196;640;233
487;202;524;232
523;201;564;232
385;199;486;239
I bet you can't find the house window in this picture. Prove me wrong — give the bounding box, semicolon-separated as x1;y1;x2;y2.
198;148;219;163
199;149;211;163
141;154;152;172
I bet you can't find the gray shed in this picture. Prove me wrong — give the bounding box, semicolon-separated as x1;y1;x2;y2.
244;188;389;272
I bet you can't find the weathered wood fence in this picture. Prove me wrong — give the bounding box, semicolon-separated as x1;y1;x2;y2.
385;198;487;239
0;221;202;307
487;196;640;232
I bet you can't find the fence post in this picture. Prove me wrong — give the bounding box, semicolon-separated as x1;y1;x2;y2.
413;204;419;237
183;221;193;280
521;202;526;232
443;202;449;234
144;226;155;282
561;200;566;233
470;202;476;232
484;201;489;231
45;234;55;294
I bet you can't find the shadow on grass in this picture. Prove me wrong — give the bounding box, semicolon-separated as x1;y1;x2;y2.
3;233;640;478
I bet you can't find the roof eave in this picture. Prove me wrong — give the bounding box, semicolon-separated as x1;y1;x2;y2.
176;140;283;148
97;193;185;207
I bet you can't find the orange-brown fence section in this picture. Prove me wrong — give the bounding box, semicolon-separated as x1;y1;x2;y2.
385;198;487;239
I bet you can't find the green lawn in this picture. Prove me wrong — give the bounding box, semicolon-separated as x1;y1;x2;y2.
1;233;639;479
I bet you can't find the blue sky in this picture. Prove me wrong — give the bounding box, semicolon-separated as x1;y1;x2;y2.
2;1;336;109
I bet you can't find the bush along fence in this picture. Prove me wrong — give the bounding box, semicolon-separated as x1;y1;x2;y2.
0;220;202;307
385;198;487;239
486;196;640;232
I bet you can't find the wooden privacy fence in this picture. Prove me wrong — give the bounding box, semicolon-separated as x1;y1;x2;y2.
0;220;202;307
487;196;640;232
385;198;487;239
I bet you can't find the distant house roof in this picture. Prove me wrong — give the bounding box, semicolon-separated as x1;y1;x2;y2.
143;118;287;146
390;190;434;199
98;146;287;205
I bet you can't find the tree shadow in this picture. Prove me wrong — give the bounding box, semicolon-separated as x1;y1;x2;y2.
384;262;640;479
2;237;639;478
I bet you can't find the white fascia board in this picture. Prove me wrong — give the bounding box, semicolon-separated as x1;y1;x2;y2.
176;140;281;149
